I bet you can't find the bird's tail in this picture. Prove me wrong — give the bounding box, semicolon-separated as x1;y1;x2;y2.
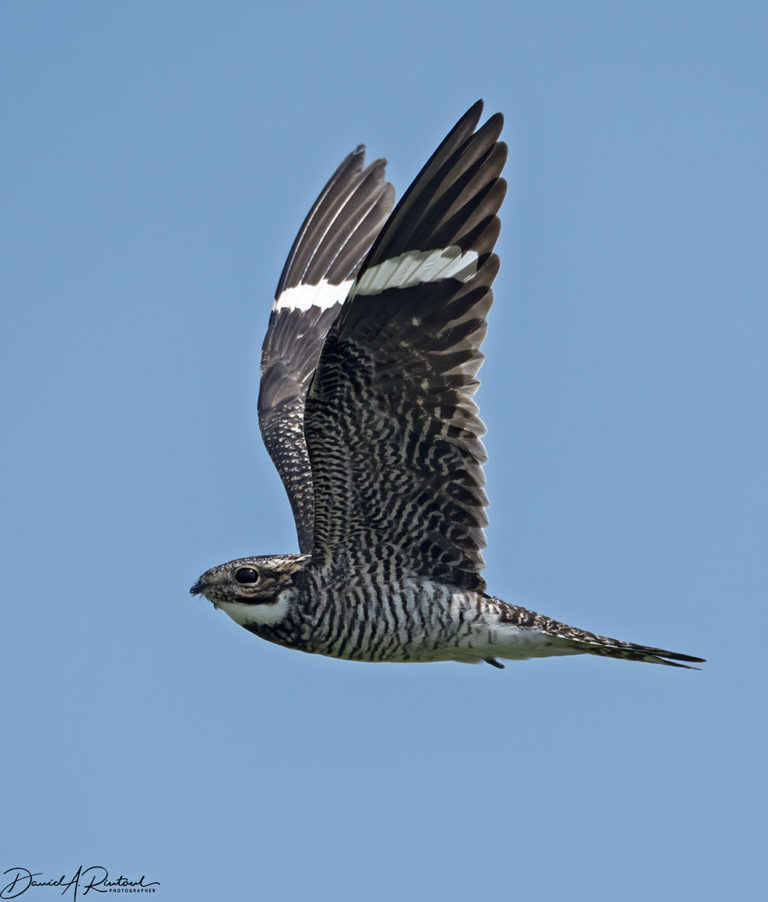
493;602;705;669
569;633;706;669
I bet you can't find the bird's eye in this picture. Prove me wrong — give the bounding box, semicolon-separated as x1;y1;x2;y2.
235;567;260;584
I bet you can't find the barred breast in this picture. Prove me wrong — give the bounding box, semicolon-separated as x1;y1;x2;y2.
253;571;565;665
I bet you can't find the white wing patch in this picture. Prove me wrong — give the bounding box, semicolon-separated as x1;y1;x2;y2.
355;246;479;296
273;278;354;312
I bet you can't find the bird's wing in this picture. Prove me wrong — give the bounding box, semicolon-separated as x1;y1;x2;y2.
258;148;395;553
305;102;506;591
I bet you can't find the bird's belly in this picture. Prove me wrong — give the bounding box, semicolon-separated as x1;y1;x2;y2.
300;578;568;664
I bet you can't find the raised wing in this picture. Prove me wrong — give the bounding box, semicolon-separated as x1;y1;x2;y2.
259;149;395;552
305;102;506;591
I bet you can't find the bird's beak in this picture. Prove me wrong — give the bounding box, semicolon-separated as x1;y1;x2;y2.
190;582;204;596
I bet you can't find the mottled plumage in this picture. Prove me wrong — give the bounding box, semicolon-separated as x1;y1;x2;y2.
192;102;704;672
259;148;394;551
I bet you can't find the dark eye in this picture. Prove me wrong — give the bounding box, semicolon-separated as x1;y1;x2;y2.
235;567;259;584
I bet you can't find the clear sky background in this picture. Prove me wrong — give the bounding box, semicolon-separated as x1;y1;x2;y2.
2;2;766;900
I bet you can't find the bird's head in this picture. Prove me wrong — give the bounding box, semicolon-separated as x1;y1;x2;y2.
190;553;307;627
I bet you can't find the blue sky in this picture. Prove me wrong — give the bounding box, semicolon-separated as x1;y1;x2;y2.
2;2;766;900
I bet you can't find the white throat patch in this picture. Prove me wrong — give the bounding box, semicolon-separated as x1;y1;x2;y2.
217;590;292;627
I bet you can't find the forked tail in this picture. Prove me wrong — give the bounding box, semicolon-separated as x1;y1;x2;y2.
490;601;705;669
573;635;705;669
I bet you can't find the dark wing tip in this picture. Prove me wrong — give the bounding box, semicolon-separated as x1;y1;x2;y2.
456;101;503;135
358;103;506;271
276;146;394;295
465;99;484;118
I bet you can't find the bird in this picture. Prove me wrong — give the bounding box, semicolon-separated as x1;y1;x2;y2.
190;101;705;671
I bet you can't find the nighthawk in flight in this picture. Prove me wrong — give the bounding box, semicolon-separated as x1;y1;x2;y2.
191;102;704;670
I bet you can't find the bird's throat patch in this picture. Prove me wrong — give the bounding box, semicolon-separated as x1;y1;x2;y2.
218;590;292;627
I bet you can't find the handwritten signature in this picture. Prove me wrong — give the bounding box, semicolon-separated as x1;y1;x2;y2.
1;867;160;900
